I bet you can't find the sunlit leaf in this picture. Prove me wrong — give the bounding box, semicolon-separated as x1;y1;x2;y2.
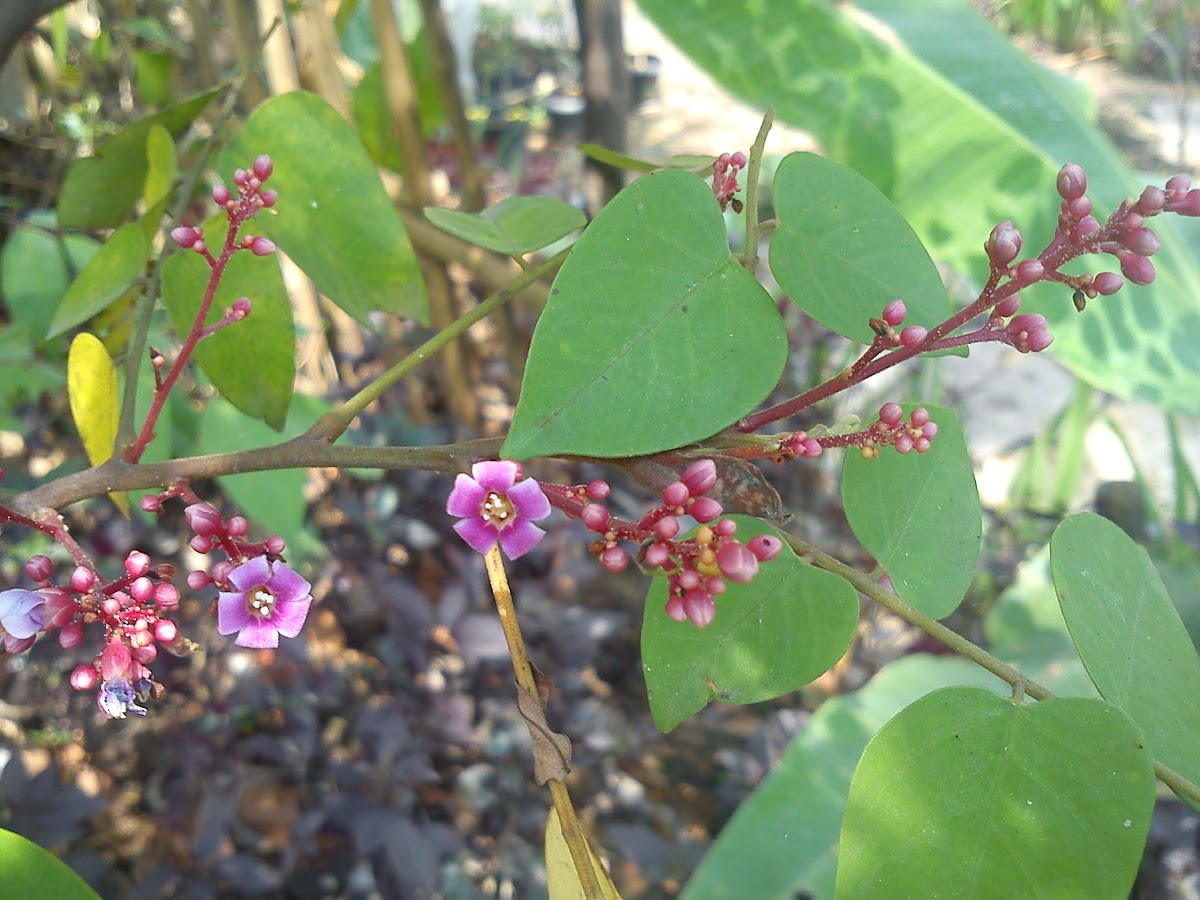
67;333;127;513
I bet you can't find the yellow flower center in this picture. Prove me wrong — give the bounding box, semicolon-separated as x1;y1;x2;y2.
245;585;276;619
482;491;515;529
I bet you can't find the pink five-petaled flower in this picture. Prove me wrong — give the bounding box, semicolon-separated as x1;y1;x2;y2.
447;460;551;560
217;556;313;649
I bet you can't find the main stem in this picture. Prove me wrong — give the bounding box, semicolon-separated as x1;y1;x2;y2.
483;547;604;900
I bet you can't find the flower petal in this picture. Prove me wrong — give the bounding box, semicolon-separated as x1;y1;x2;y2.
499;521;546;559
216;591;254;635
266;564;312;604
227;555;271;591
271;598;311;638
446;473;486;517
454;517;500;555
233;620;281;649
0;589;45;639
472;460;519;494
507;478;551;521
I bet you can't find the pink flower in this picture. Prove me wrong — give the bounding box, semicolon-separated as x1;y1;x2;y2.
447;460;551;559
217;556;312;649
0;589;50;649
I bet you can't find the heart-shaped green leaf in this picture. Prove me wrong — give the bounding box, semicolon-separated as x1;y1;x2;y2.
838;688;1154;898
1051;512;1200;798
221;92;428;327
642;517;858;732
770;152;954;345
682;655;1006;900
424;197;585;255
842;405;981;619
503;170;786;459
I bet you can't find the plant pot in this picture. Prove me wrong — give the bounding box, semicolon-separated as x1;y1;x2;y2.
627;54;662;106
545;92;586;143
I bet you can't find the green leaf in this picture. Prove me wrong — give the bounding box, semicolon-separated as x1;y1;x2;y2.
579;144;716;173
641;517;858;732
351;49;445;171
841;405;980;619
160;219;294;429
503;170;786;459
1051;513;1200;795
221;91;428;326
47;223;146;340
133;49;174;107
143;123;177;210
58;87;220;228
769;152;954;346
67;333;128;514
0;827;101;899
838;688;1154;898
424;197;585;255
634;0;1200;414
1;227;100;343
683;655;1005;900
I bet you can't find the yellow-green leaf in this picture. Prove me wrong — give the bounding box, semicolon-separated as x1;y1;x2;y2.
67;333;128;514
545;807;622;900
143;124;177;209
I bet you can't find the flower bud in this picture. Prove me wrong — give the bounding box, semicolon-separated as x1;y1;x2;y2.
260;189;278;208
1075;216;1100;239
900;325;928;348
58;623;84;649
212;184;231;205
227;516;249;537
665;596;688;622
1093;272;1124;295
662;482;689;507
70;665;99;691
155;619;178;643
231;298;252;319
689;497;723;523
993;294;1021;318
130;577;155;603
644;543;672;568
747;534;783;562
265;535;286;554
154;583;180;610
1015;259;1044;282
985;221;1021;267
730;151;747;168
655;516;680;540
1166;174;1191;198
1118;252;1156;286
600;546;628;573
249;236;276;257
681;459;718;497
71;566;95;592
1123;227;1160;257
185;503;222;537
581;503;609;531
124;550;152;578
717;541;759;584
683;591;716;627
24;555;53;582
714;518;737;537
1136;186;1166;214
1057;163;1087;201
1067;196;1092;219
882;299;907;326
879;402;903;427
187;570;210;591
586;480;610;500
140;494;161;512
1169;189;1200;217
171;226;199;248
895;435;914;454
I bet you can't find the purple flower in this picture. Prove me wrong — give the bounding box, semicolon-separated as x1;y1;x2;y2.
0;589;49;647
446;460;551;559
217;556;312;649
97;678;146;719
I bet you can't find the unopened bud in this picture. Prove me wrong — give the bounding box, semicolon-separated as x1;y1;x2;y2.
1056;163;1087;201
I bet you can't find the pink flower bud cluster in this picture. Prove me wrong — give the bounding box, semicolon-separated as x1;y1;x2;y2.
3;546;185;719
712;151;748;213
866;404;938;456
563;460;783;628
170;154;278;259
